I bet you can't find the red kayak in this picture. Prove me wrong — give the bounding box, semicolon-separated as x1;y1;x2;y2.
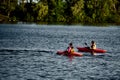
77;47;107;53
57;50;83;57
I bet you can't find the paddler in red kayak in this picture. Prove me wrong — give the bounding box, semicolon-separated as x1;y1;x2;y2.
66;42;75;54
90;41;96;55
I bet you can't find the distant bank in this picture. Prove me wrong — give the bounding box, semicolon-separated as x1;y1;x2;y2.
0;14;120;26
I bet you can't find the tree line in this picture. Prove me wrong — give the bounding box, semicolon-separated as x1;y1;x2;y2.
0;0;120;25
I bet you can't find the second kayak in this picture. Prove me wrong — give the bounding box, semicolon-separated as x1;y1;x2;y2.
77;47;107;53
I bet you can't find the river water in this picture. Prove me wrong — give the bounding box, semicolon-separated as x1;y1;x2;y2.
0;24;120;80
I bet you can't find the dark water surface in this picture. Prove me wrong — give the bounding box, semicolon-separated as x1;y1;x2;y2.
0;24;120;80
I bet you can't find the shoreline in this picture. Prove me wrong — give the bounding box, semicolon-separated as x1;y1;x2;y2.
0;21;120;26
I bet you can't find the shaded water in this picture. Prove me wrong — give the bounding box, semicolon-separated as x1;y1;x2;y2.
0;24;120;80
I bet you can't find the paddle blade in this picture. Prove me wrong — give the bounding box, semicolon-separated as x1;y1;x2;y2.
85;43;87;45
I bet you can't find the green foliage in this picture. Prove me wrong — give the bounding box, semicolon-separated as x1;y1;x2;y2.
83;0;119;24
71;0;85;22
34;2;48;21
0;0;17;17
0;0;120;24
55;0;66;22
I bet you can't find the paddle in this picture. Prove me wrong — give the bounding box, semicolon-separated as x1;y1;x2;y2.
84;42;97;55
85;43;88;47
84;43;90;49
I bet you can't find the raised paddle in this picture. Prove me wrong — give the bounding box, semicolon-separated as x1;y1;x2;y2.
84;43;90;49
85;43;88;47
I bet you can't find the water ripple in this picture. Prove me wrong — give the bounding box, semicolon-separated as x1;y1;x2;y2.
0;24;120;80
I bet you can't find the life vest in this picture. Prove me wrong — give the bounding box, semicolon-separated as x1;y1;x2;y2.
91;44;96;49
67;47;74;54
